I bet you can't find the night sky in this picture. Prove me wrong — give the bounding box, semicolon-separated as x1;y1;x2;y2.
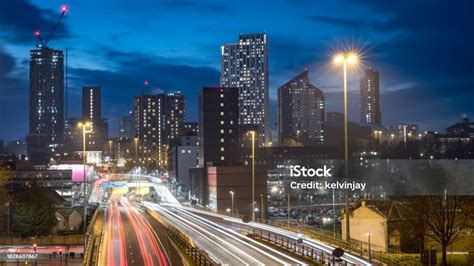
0;0;473;141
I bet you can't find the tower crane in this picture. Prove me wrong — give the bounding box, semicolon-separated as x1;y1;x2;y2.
34;5;69;49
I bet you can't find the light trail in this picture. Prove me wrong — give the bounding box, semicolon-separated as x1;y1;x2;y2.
174;208;307;265
106;200;127;266
179;206;371;265
119;199;169;266
146;202;307;265
153;204;252;265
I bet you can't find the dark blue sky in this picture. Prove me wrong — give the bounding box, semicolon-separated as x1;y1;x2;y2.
0;0;473;141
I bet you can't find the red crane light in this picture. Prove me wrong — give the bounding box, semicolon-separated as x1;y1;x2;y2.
60;5;69;14
144;80;150;86
34;31;41;37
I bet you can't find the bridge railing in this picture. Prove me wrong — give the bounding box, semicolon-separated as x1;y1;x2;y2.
187;205;404;265
167;227;216;266
83;207;104;266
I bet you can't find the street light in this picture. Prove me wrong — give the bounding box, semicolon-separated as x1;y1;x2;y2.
229;190;235;215
287;194;291;227
4;202;9;245
77;121;92;248
334;52;359;241
134;137;139;165
247;130;256;221
108;140;113;161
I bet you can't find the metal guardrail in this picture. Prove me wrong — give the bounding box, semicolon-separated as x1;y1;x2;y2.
188;206;404;265
167;227;216;266
143;205;216;265
83;207;103;266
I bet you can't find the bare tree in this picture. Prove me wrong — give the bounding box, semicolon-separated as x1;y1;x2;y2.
408;196;473;266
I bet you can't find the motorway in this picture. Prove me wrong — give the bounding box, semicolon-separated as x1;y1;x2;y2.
94;174;369;265
99;192;185;266
179;206;371;265
145;202;308;265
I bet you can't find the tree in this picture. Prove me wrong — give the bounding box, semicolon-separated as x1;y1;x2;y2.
12;183;57;237
407;196;474;266
0;165;11;234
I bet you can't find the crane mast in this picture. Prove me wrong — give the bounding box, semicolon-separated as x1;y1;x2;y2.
34;5;69;49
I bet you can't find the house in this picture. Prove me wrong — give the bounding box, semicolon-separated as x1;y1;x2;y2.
54;208;83;232
341;199;415;252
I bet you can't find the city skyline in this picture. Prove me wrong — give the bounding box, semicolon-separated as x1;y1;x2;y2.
0;0;473;141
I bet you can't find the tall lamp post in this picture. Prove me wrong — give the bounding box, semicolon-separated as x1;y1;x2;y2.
78;121;92;248
134;137;139;165
229;191;235;216
108;140;113;161
4;202;9;245
248;130;256;221
334;53;358;241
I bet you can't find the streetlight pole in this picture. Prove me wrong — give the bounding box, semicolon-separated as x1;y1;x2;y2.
5;202;9;245
333;190;336;238
78;121;92;248
334;53;358;241
134;137;139;165
230;191;234;216
287;194;290;227
108;140;113;161
260;194;264;222
250;131;256;222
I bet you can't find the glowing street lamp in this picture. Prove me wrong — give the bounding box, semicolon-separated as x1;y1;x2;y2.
134;137;139;165
247;130;256;221
229;190;235;215
77;121;92;248
333;52;359;241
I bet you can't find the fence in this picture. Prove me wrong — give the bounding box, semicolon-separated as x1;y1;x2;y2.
188;205;404;265
83;207;104;266
0;235;83;245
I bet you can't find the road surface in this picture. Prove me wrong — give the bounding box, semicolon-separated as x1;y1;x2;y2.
99;196;184;266
145;202;307;265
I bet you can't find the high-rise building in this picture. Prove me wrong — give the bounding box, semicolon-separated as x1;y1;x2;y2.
389;124;418;143
82;86;101;121
63;117;83;152
28;48;64;159
278;70;325;145
82;86;108;151
198;87;240;166
168;135;199;188
164;92;185;146
118;111;134;139
134;94;165;166
221;33;269;146
326;112;344;123
184;122;198;136
360;68;381;126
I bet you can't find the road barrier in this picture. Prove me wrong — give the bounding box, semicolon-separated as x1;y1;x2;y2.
167;227;216;265
83;207;104;266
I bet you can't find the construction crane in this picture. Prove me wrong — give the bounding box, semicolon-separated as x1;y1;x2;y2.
34;5;69;49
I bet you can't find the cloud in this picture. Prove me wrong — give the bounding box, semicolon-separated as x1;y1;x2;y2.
162;0;231;12
67;47;220;135
0;47;28;140
306;16;369;29
0;47;16;77
323;82;473;132
0;0;71;44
